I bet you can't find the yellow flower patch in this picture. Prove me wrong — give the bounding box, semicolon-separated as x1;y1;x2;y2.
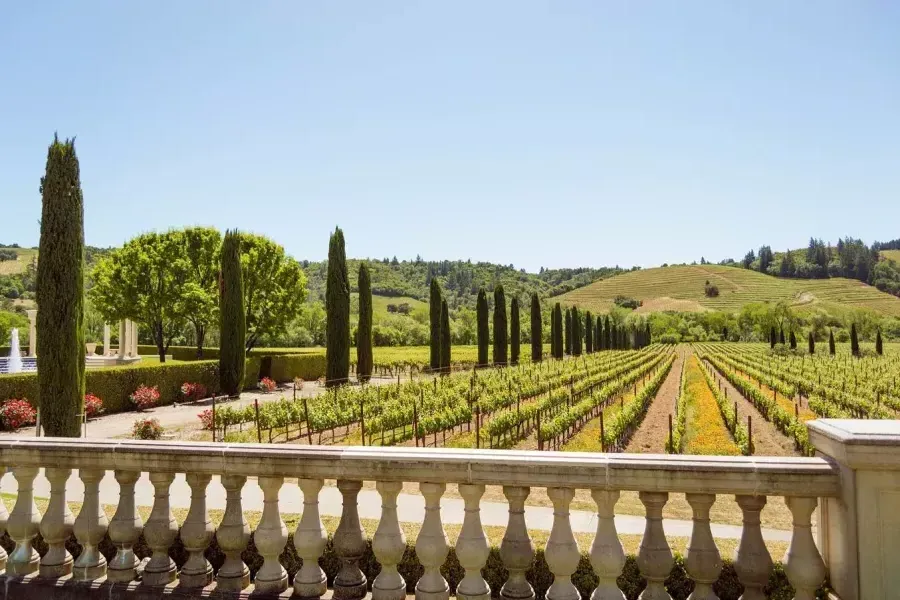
682;356;741;456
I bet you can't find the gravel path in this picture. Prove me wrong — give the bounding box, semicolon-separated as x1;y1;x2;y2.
624;349;687;453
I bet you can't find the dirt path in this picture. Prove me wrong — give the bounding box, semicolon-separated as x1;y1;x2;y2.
624;349;687;453
703;360;798;456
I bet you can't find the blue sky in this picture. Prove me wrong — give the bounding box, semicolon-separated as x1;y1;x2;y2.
2;1;898;272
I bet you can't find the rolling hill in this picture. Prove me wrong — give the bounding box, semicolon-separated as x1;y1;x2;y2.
0;247;38;275
557;264;900;317
881;249;900;263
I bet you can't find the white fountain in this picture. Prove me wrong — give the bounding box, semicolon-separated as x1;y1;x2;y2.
8;328;23;373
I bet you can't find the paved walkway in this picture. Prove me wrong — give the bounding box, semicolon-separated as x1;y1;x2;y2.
0;470;790;543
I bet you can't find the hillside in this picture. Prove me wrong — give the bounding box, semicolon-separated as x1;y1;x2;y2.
881;249;900;263
0;247;38;275
557;264;900;317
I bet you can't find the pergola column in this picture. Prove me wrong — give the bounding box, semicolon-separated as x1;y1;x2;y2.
131;322;138;356
103;324;110;357
25;310;36;357
118;321;126;359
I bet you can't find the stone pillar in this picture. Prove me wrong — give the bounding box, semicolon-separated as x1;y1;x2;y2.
808;419;900;600
118;321;126;359
103;324;110;357
25;310;36;357
131;321;139;356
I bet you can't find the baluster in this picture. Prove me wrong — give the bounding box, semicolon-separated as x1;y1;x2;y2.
589;490;625;600
500;486;535;600
216;475;251;591
72;469;108;581
334;479;367;599
143;471;177;586
7;466;40;575
39;467;74;577
685;493;722;600
108;470;143;582
180;473;214;587
733;495;772;600
637;491;673;600
457;483;490;600
0;467;7;572
372;480;407;600
546;488;581;600
783;497;825;600
294;478;327;599
416;482;450;600
255;476;288;593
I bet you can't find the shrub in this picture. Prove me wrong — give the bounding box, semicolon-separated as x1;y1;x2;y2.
180;382;208;402
130;385;160;410
84;393;104;418
269;354;326;382
704;282;720;297
613;295;642;310
197;409;214;430
132;418;163;440
259;377;277;393
0;399;37;430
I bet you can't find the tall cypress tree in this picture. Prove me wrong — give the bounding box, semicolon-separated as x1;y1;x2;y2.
829;329;836;355
530;293;542;362
595;318;602;351
325;227;350;386
876;329;883;356
549;303;558;359
440;299;451;372
357;262;373;382
219;230;246;397
585;312;593;353
770;327;777;349
36;135;85;437
572;306;582;356
564;308;572;355
510;296;520;365
779;328;786;345
493;285;508;365
553;303;563;358
476;288;489;366
808;332;815;355
604;316;612;350
610;323;617;350
429;277;442;371
789;330;797;350
850;323;860;357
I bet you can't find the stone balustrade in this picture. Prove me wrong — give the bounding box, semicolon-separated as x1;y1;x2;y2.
0;419;896;599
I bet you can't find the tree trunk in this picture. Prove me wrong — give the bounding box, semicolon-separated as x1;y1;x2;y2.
195;323;206;359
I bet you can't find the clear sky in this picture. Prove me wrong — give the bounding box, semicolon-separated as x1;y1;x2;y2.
2;1;899;272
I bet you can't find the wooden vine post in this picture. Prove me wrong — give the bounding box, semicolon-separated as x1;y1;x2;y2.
748;415;753;455
668;413;673;453
254;399;262;443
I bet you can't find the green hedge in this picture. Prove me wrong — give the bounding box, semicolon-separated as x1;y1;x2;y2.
270;353;327;382
0;531;821;600
137;345;325;362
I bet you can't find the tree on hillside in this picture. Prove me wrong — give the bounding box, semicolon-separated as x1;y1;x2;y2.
325;227;350;386
357;262;373;382
604;316;612;350
779;250;796;277
829;329;836;355
36;135;85;437
564;308;572;355
219;230;245;396
808;332;815;354
429;277;442;371
493;285;508;365
850;323;860;357
530;293;542;361
758;246;774;273
477;288;489;366
182;227;222;358
779;328;786;345
585;312;593;353
510;296;520;365
876;329;883;355
770;327;777;349
741;249;756;269
440;298;451;372
789;329;797;350
549;302;558;358
572;306;582;356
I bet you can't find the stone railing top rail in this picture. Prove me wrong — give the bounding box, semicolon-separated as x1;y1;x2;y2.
0;437;840;497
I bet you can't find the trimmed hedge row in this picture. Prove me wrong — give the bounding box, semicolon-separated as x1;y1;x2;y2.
270;353;327;382
137;345;324;362
0;530;818;600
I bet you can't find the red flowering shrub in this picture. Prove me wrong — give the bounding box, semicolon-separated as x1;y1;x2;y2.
181;382;208;401
198;408;214;430
259;377;277;393
0;399;37;430
130;385;160;410
132;418;163;440
84;394;104;418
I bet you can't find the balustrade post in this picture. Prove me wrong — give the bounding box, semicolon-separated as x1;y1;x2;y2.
7;466;40;575
373;480;407;600
108;470;143;583
416;482;450;600
39;467;74;577
589;490;625;600
294;478;328;599
685;493;722;600
733;495;772;600
546;487;581;600
216;475;251;591
255;476;288;593
143;471;177;586
334;479;367;600
637;491;673;600
72;469;108;581
457;483;490;600
499;486;535;600
0;467;7;572
783;496;825;600
180;472;214;587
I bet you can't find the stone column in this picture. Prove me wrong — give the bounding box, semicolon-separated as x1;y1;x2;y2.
131;321;139;356
25;310;36;357
103;324;110;357
807;419;900;600
118;321;126;359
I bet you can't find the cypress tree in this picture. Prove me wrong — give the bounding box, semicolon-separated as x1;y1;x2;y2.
789;330;797;350
429;277;442;371
876;329;883;356
850;323;860;357
440;299;451;372
604;316;612;350
829;330;836;355
610;323;617;350
549;303;558;359
219;230;246;397
646;323;652;347
530;293;542;362
477;288;489;366
510;296;520;365
325;227;350;386
553;303;564;358
585;312;593;353
493;285;508;365
808;332;815;355
36;135;85;437
770;327;777;349
564;309;572;355
779;328;786;345
572;306;582;356
357;262;373;382
722;327;728;341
